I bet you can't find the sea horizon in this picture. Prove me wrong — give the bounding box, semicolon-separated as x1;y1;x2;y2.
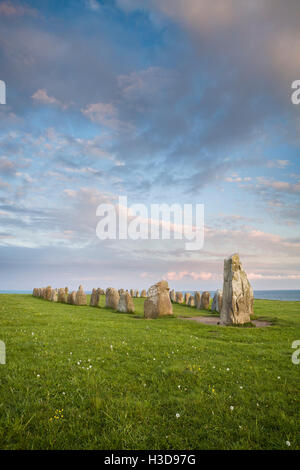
1;289;300;301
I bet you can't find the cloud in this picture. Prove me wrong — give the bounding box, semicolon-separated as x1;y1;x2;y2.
0;1;38;17
81;102;120;130
85;0;100;11
31;89;69;109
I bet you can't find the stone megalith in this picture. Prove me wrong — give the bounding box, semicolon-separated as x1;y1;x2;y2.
176;292;184;304
75;285;87;306
211;289;223;313
195;292;201;309
170;289;176;302
200;291;210;309
130;289;134;297
68;291;76;305
135;290;140;298
45;286;52;301
144;280;173;319
58;288;67;303
51;289;58;302
117;292;135;313
184;292;191;304
90;288;100;307
188;295;195;307
118;288;125;296
220;254;253;325
105;288;120;309
140;289;147;298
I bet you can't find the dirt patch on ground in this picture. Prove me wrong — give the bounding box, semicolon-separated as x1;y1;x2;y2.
178;316;272;327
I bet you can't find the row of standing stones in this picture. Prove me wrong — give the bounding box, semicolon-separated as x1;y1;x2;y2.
32;253;254;325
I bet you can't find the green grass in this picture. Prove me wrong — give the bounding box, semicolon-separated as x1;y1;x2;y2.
0;294;299;450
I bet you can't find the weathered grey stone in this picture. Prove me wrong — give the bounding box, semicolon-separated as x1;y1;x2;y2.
184;292;191;304
176;292;184;303
90;288;100;307
170;289;176;302
117;292;135;313
135;290;140;298
200;291;210;310
130;289;134;297
44;286;52;301
67;291;76;305
140;289;147;298
58;288;67;303
195;291;201;309
118;288;125;296
144;280;173;319
105;288;120;309
220;253;253;325
75;285;87;306
188;295;195;307
51;289;58;302
211;289;223;313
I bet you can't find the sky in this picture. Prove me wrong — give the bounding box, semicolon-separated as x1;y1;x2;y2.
0;0;300;291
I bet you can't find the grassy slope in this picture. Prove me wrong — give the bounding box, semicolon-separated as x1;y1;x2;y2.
0;294;299;450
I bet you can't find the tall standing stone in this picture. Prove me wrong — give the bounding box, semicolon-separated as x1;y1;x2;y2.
51;289;58;302
58;288;67;303
200;291;210;310
68;291;76;305
195;291;201;309
130;289;134;297
140;289;147;298
144;280;173;319
170;289;176;302
90;288;100;307
211;289;223;313
184;292;191;304
117;292;135;313
45;286;52;301
176;292;184;304
105;288;120;309
220;254;253;325
188;296;195;307
75;285;87;306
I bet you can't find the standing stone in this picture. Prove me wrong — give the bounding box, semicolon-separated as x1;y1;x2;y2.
130;289;134;297
117;292;135;313
176;292;184;304
58;288;67;303
144;280;173;319
98;288;105;295
220;254;253;325
105;288;120;309
188;296;195;307
75;285;87;306
90;288;100;307
200;291;210;310
65;287;69;297
195;291;201;309
170;289;176;302
211;289;223;313
135;290;140;298
45;286;52;301
118;288;125;296
68;291;76;305
51;289;58;302
184;292;191;304
140;289;147;298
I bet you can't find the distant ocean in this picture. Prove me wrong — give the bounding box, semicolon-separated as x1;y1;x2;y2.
0;289;300;301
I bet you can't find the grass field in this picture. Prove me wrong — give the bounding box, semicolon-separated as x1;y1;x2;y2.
0;293;299;450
